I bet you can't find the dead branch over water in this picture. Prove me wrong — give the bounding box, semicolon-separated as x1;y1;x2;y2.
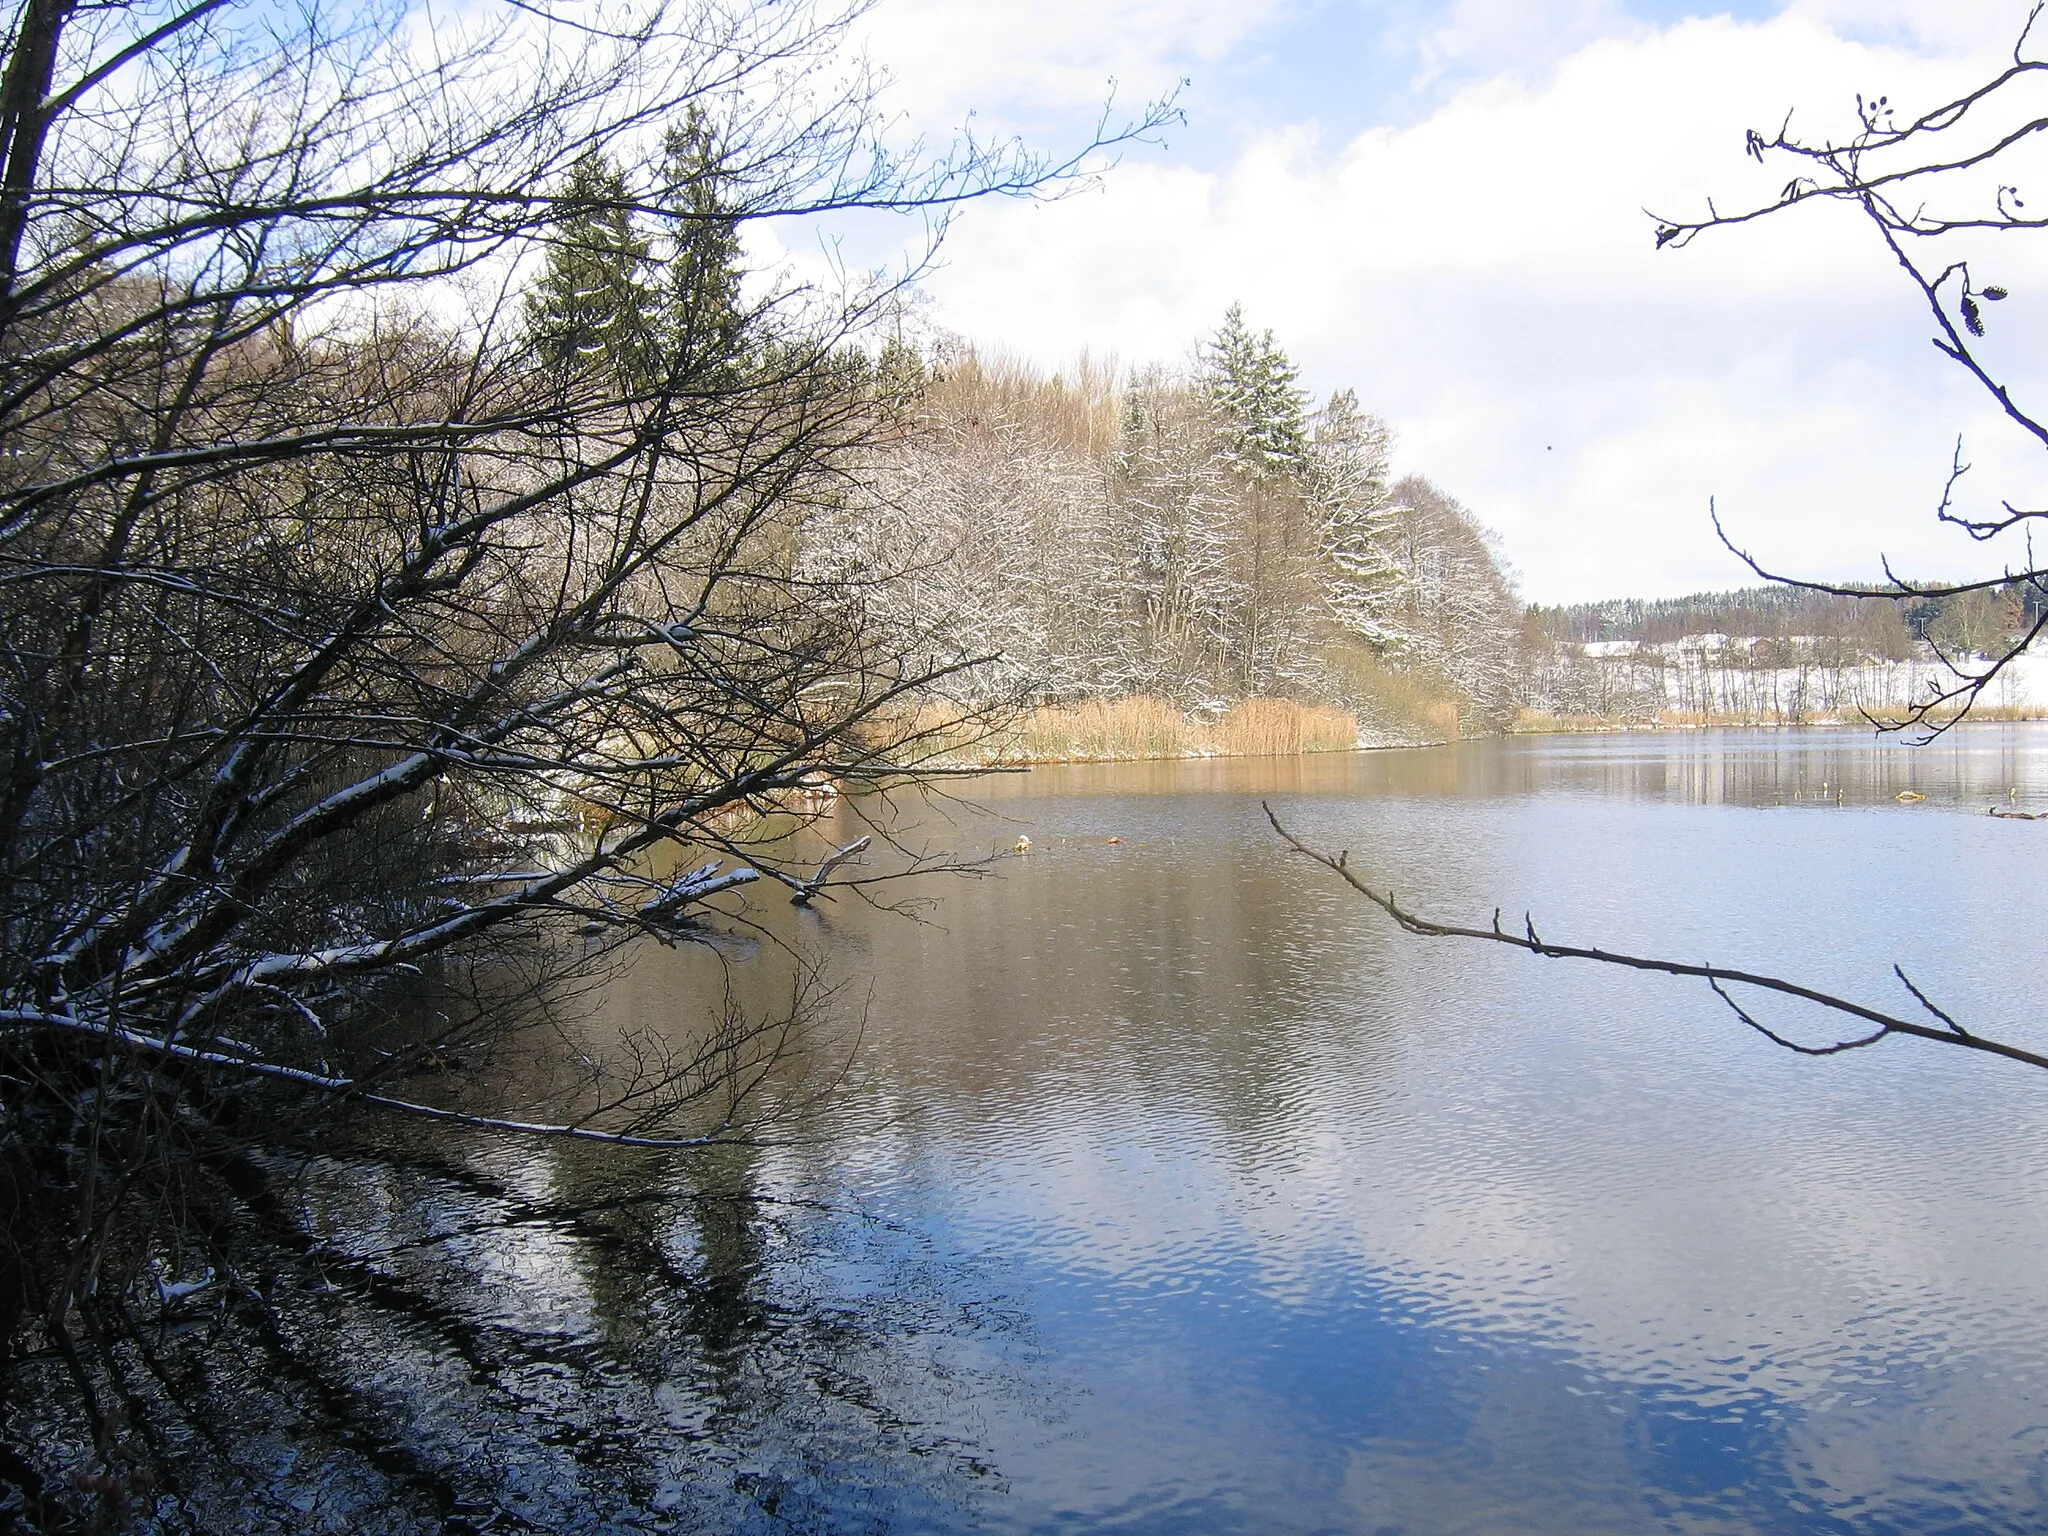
1266;801;2048;1074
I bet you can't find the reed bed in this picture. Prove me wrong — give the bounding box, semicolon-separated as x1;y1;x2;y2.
1204;697;1362;757
1013;696;1191;761
1940;702;2048;722
1325;650;1466;742
999;695;1360;763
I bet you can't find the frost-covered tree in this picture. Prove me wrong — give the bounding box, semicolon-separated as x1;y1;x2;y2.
1382;475;1525;724
1189;310;1321;691
814;343;1528;722
1309;389;1403;646
1113;370;1244;698
1198;303;1310;480
806;351;1130;704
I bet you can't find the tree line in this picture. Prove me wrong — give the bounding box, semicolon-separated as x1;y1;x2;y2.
1534;583;2038;660
816;310;1529;737
1524;580;2043;723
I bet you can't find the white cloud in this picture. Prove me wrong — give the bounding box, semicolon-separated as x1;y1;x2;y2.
1411;0;1636;89
1786;0;2039;55
853;0;1282;130
877;7;2048;601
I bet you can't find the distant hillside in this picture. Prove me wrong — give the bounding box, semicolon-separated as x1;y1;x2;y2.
1531;582;2045;654
1520;580;2048;726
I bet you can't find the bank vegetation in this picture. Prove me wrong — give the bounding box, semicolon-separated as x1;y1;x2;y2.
817;329;1526;755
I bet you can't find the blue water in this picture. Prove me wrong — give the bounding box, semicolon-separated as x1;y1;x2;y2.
304;726;2048;1533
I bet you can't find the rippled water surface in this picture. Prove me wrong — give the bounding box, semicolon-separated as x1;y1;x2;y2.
330;727;2048;1533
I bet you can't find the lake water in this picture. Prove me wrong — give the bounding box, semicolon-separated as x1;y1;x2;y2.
299;726;2048;1534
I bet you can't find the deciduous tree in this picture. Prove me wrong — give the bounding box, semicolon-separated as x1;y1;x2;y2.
0;0;1169;1519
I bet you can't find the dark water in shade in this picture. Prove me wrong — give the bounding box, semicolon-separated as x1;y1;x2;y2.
299;726;2048;1534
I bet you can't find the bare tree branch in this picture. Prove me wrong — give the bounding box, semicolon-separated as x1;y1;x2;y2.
1646;11;2048;739
1265;802;2048;1074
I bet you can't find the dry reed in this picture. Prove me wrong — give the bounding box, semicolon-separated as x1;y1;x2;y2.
1325;649;1466;741
992;695;1359;763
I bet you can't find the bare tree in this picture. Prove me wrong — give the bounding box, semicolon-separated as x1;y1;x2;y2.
0;0;1171;1520
1266;804;2048;1074
1375;475;1524;728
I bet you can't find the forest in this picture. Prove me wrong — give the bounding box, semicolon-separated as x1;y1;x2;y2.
816;310;1529;744
834;316;2048;743
530;150;2047;748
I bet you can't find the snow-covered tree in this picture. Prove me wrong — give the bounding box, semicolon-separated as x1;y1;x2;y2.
1309;389;1404;646
810;344;1529;722
1381;475;1526;724
808;350;1129;704
1188;310;1325;691
1112;370;1244;699
1198;303;1310;480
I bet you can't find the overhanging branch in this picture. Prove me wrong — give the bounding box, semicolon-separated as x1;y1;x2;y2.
1264;802;2048;1073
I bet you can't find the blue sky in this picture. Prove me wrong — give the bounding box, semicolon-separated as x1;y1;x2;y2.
1125;0;1783;156
793;0;2048;602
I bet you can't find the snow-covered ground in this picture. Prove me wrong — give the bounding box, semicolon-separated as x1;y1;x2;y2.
1556;636;2048;719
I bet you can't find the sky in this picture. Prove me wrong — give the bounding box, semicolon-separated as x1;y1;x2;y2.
797;0;2048;603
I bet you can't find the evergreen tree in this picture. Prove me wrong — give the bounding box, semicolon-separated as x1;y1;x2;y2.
525;122;749;390
1198;303;1309;479
658;107;746;376
1195;307;1319;691
525;152;657;382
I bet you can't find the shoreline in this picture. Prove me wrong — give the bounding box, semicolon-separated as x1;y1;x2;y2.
1511;709;2048;736
976;738;1448;767
973;714;2048;768
916;705;2048;771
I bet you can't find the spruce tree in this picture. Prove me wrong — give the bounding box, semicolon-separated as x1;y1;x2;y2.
658;107;746;377
525;123;748;389
1198;303;1310;480
525;152;657;383
1196;306;1318;692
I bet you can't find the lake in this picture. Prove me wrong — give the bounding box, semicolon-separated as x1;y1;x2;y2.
298;726;2048;1534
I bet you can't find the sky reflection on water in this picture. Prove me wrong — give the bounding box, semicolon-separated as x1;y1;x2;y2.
553;726;2048;1532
